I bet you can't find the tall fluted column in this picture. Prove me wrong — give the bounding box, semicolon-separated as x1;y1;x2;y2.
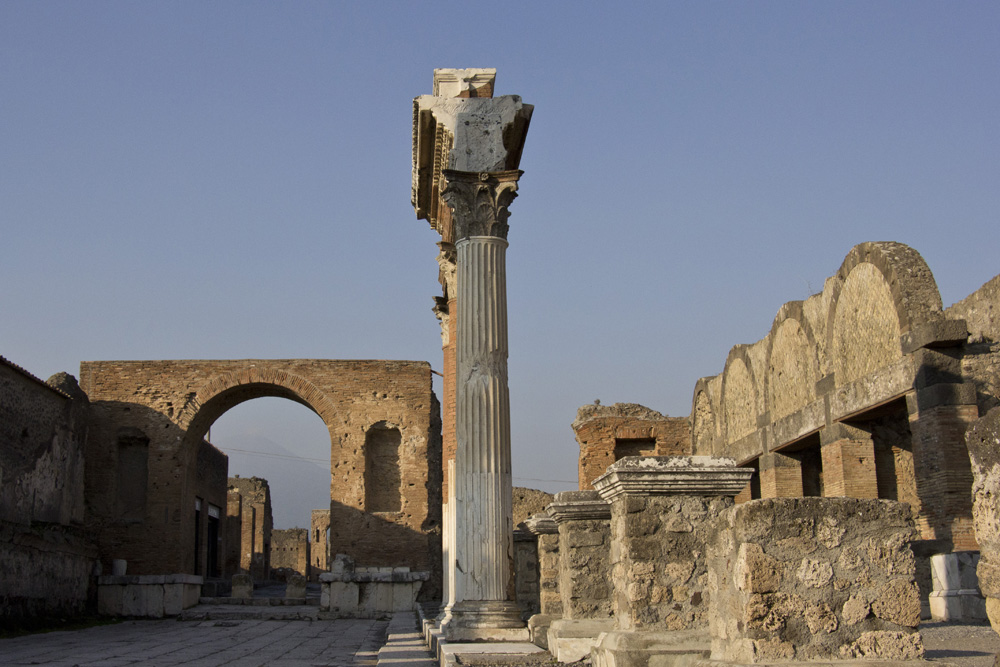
440;169;527;639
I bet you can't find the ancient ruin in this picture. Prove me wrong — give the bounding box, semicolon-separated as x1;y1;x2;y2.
3;66;1000;667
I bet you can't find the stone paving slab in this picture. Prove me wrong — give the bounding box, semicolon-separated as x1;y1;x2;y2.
0;616;388;666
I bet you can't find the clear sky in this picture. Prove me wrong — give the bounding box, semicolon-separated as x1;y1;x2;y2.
3;2;998;528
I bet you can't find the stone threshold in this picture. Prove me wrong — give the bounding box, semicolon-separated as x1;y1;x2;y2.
417;605;548;667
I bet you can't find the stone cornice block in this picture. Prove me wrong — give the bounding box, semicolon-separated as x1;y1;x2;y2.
524;511;559;535
593;456;754;501
547;490;611;523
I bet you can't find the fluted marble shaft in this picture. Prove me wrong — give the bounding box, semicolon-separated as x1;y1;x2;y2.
452;235;513;603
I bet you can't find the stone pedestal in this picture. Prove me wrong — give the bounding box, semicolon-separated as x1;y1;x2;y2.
545;492;614;661
591;456;752;667
524;511;561;648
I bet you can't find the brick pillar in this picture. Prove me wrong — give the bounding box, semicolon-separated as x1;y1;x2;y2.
820;424;878;499
547;491;613;620
759;451;804;498
524;511;561;617
907;381;980;549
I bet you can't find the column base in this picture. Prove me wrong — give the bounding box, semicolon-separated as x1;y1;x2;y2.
441;600;529;641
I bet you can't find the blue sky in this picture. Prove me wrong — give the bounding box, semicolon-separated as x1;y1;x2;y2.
3;2;998;528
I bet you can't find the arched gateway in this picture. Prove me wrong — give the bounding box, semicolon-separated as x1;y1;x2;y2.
79;359;441;591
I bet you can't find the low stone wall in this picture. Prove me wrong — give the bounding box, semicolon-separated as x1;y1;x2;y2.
708;497;923;663
967;406;1000;632
319;566;429;618
97;574;203;618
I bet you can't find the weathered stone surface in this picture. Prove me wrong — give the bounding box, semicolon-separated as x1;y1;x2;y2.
709;497;922;663
966;406;1000;632
594;456;754;501
611;493;732;631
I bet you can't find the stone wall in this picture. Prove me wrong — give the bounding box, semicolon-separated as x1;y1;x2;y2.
573;403;690;489
709;497;922;663
79;358;441;594
966;406;1000;631
271;527;309;578
0;358;97;620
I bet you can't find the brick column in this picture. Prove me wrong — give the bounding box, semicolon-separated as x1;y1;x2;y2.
820;424;878;499
759;451;803;498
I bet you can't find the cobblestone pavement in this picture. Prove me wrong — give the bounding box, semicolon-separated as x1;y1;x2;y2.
0;617;388;667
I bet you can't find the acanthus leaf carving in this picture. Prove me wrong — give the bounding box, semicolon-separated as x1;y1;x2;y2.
441;169;522;241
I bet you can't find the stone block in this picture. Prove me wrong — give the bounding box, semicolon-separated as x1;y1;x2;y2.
709;497;922;663
547;618;616;663
285;574;306;599
232;573;253;599
591;629;709;667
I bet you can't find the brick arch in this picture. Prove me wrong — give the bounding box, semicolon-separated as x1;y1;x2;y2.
178;366;341;443
828;242;943;337
721;345;761;444
764;301;820;422
691;377;718;456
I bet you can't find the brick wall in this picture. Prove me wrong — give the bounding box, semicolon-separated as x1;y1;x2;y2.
572;403;691;490
79;358;441;590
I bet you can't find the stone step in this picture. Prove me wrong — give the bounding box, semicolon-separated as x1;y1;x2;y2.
179;603;323;620
197;595;321;606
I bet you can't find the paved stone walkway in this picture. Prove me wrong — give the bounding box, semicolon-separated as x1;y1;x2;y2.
0;616;388;667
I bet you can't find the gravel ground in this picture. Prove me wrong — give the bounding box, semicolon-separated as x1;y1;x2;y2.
923;622;1000;667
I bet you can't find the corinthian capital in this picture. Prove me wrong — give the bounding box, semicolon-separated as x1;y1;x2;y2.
441;169;522;241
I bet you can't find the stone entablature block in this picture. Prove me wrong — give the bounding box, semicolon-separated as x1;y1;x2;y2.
547;490;611;522
593;456;754;501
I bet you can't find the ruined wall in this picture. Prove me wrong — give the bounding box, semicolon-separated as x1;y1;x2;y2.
0;358;97;620
947;274;1000;416
310;509;331;580
513;487;554;527
690;242;993;552
229;476;272;580
572;403;690;490
966;407;1000;631
271;527;309;578
709;497;922;663
79;359;441;589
